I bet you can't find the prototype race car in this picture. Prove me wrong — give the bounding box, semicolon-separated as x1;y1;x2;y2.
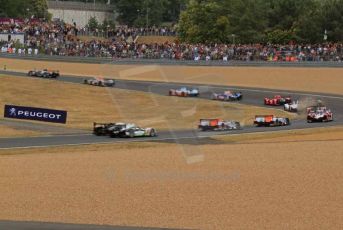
84;77;115;87
198;119;241;131
169;87;199;97
93;122;135;136
27;69;60;78
211;91;243;101
93;122;156;137
264;95;292;106
254;115;290;127
307;106;333;123
116;126;157;138
284;101;298;112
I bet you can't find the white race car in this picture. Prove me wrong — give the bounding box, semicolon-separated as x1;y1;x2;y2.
84;77;115;87
118;126;157;138
169;87;199;97
198;119;241;131
284;101;298;112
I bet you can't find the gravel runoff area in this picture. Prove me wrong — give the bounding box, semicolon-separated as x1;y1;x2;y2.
0;128;342;229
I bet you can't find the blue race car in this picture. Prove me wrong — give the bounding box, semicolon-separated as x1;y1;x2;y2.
211;91;242;101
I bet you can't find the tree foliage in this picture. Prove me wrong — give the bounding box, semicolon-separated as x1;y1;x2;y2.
178;0;343;43
0;0;48;19
87;16;99;31
1;0;342;43
114;0;186;26
178;0;229;43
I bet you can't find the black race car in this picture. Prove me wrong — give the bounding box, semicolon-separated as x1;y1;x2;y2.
93;122;157;138
28;69;60;78
93;122;129;136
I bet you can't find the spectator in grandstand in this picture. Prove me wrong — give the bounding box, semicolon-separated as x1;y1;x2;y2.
1;19;342;62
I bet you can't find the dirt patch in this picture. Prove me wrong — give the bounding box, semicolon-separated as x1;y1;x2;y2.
135;36;177;44
214;126;343;143
0;75;294;132
1;57;342;95
0;124;41;137
0;129;342;229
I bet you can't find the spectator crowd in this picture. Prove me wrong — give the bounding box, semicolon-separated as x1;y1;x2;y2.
1;19;342;62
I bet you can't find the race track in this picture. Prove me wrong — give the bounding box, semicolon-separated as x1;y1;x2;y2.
0;220;183;230
0;70;342;149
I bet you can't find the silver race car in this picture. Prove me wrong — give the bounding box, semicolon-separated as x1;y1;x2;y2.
84;77;115;87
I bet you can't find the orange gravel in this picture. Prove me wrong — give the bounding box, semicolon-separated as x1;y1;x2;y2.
0;130;343;229
0;125;41;137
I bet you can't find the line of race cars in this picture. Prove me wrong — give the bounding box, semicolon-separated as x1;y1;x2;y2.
26;70;334;138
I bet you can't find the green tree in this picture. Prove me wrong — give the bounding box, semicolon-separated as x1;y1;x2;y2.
115;0;142;26
88;16;99;31
178;0;230;43
320;0;343;42
115;0;179;26
227;0;268;43
30;0;49;19
0;0;48;19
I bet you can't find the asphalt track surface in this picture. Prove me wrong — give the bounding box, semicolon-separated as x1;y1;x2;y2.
0;70;342;230
0;220;184;230
0;70;342;149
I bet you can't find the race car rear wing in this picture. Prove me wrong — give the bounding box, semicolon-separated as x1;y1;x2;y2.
93;122;114;129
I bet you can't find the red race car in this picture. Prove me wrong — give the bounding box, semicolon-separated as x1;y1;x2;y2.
307;106;333;123
264;95;292;106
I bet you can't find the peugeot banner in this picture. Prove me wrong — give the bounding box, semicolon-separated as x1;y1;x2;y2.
4;105;67;124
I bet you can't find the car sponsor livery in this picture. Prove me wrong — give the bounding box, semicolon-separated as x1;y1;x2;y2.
4;105;67;124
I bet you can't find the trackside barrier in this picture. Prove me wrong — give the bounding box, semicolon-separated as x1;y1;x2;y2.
0;53;342;68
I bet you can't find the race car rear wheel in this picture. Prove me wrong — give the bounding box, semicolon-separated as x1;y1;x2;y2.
150;129;156;137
